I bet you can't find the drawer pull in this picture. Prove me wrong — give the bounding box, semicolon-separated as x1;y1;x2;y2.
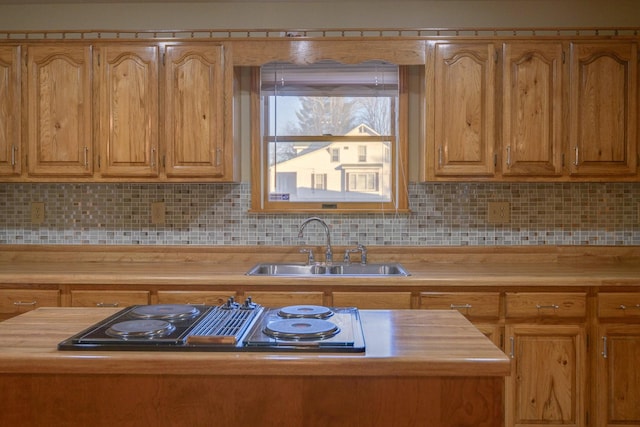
617;304;640;310
96;302;119;307
536;304;559;310
509;337;515;359
601;336;608;359
13;300;37;306
186;302;206;306
450;303;472;310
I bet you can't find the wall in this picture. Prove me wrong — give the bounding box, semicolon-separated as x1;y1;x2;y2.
1;0;639;247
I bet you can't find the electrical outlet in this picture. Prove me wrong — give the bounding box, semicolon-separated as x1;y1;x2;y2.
31;202;45;224
151;202;166;225
487;201;510;224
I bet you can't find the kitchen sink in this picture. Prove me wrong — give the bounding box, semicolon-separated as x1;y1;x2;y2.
246;262;409;277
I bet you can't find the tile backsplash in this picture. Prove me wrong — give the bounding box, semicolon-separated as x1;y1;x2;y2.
0;182;639;246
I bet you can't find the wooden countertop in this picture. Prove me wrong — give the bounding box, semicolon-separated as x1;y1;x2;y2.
0;244;639;288
0;307;510;377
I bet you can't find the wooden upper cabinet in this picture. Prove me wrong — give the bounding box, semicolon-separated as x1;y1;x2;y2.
0;45;20;177
426;42;496;179
502;42;564;177
26;45;93;177
569;41;638;177
96;44;160;177
163;44;229;179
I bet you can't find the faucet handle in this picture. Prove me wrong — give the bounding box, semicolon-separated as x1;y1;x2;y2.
299;248;315;265
357;244;367;265
343;248;359;264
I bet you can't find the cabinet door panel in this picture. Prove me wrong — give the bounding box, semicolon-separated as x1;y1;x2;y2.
27;45;93;176
333;291;411;309
569;41;637;176
156;291;236;306
164;44;227;178
0;289;60;319
0;45;21;177
505;324;586;427
242;291;324;307
502;42;563;176
427;42;496;178
596;324;640;427
70;290;149;307
97;45;159;177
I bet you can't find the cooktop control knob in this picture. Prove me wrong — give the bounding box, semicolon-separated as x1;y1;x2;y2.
242;296;257;310
223;296;239;310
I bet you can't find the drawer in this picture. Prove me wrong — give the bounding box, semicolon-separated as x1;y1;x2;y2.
243;291;325;307
0;289;60;316
505;292;587;319
419;292;500;319
157;291;237;306
332;292;412;309
70;290;150;307
598;293;640;319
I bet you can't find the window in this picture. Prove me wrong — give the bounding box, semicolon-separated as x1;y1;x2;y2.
251;60;408;213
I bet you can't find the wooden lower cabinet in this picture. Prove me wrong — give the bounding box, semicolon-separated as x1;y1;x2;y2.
241;291;324;307
156;290;236;306
332;291;412;309
0;289;60;320
70;290;150;307
419;291;502;347
505;324;586;427
595;292;640;427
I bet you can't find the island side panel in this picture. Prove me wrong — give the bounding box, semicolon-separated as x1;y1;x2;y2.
0;374;502;427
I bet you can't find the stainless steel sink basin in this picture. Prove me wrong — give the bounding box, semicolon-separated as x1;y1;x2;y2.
328;263;410;276
246;262;409;277
245;263;327;276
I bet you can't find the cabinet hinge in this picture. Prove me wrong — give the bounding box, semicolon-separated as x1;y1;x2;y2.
562;51;566;64
25;154;28;167
493;153;498;167
97;155;101;169
162;52;165;66
97;53;100;66
494;51;498;63
162;155;166;168
586;332;589;349
561;153;565;167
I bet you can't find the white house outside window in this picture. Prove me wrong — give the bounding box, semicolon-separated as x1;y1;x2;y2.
251;60;408;213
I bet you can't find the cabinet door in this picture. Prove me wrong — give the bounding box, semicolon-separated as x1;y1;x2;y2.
426;42;496;178
156;291;236;306
96;44;159;177
70;290;150;307
27;45;93;177
569;41;638;177
163;44;229;179
505;324;586;427
242;291;324;307
333;291;412;309
0;45;21;177
0;289;60;320
596;324;640;427
502;42;564;177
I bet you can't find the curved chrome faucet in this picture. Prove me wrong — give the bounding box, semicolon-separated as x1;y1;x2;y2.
298;217;333;263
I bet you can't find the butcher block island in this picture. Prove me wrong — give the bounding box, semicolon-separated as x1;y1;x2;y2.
0;307;509;427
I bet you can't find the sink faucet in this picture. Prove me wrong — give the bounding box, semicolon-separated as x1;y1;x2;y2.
298;217;333;263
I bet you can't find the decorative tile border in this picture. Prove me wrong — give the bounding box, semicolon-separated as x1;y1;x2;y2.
0;182;638;246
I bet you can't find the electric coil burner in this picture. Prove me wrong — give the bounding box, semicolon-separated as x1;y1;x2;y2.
58;299;365;353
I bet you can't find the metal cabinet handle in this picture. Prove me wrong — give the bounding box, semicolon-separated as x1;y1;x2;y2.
438;146;443;167
618;304;640;310
602;336;608;359
506;146;511;167
84;146;89;169
574;146;579;166
96;302;119;307
536;304;559;310
13;300;37;306
509;337;515;359
11;145;17;166
151;147;157;169
216;148;222;167
450;303;472;310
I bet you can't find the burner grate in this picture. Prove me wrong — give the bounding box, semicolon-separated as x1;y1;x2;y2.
189;306;261;338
